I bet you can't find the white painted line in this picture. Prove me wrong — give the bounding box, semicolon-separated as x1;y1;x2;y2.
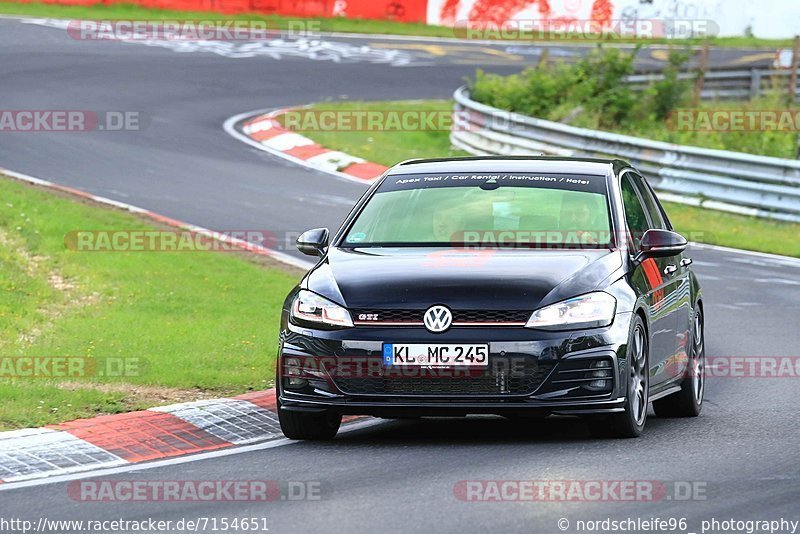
0;418;385;491
689;242;800;267
312;29;682;51
754;278;800;285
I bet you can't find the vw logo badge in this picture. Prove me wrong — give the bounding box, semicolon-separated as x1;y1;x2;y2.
424;305;452;333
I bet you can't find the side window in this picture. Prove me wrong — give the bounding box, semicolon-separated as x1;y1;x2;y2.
630;173;667;230
620;175;650;250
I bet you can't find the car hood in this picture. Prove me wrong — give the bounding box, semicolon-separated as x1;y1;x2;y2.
305;247;623;311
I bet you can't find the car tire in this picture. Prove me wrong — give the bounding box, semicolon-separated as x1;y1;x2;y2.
277;402;341;440
653;308;704;418
590;315;649;438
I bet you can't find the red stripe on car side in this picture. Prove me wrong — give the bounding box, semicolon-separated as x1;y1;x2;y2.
642;258;665;303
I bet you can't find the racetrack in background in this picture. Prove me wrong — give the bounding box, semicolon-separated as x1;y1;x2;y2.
0;16;798;532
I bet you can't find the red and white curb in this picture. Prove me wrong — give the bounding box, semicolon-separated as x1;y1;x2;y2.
0;378;369;488
0;389;366;487
0;390;279;484
0;388;364;486
223;108;388;184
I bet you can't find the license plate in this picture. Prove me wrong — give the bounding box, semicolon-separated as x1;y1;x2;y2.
382;344;489;367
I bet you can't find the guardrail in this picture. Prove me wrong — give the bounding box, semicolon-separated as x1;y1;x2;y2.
451;86;800;223
626;68;800;100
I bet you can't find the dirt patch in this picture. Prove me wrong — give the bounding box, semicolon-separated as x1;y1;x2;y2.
56;381;241;409
0;225;95;347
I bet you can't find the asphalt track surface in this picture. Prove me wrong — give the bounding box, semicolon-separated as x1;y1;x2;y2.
1;16;799;533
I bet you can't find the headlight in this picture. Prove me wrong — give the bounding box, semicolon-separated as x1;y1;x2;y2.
526;292;616;331
290;290;353;328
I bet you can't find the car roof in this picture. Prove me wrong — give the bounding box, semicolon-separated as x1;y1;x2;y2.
388;156;630;178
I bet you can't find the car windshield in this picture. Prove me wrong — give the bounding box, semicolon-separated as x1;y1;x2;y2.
342;172;613;248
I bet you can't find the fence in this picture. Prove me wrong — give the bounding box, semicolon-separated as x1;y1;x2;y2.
451;86;800;223
626;68;800;100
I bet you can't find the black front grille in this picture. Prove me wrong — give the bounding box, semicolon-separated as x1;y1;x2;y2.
353;309;421;322
453;310;530;323
328;358;555;396
352;309;530;324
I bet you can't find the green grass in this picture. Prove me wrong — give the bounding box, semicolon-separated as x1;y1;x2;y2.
662;202;800;258
0;1;791;47
289;99;800;259
0;176;299;429
556;96;800;160
279;100;469;166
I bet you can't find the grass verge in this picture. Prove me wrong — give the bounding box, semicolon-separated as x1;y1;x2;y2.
0;1;791;47
0;175;300;429
288;99;800;259
279;100;468;165
661;202;800;258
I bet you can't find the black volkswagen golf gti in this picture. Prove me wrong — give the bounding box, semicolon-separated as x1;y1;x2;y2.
277;157;704;439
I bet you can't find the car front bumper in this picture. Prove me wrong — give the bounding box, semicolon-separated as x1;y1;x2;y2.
278;312;633;417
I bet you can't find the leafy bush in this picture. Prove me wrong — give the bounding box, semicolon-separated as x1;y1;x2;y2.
646;49;693;120
468;46;800;158
469;45;643;127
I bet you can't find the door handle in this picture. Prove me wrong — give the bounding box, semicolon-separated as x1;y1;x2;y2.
664;265;678;276
680;258;693;267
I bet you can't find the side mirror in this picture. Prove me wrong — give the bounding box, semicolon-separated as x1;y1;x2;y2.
636;229;687;260
296;228;329;257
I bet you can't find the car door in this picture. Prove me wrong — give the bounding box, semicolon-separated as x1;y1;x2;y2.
619;172;679;386
634;174;694;380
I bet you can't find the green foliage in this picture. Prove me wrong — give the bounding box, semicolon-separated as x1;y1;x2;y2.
470;46;643;128
647;48;693;120
469;47;799;158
